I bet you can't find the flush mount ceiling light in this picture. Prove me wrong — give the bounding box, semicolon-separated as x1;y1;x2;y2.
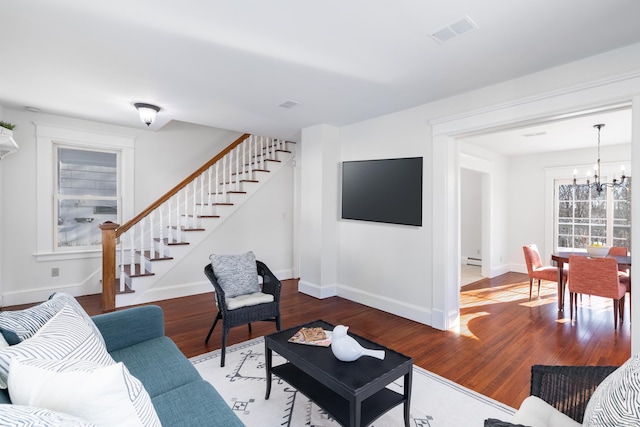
134;103;161;126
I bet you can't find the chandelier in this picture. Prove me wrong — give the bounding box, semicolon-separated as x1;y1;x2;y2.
572;124;629;195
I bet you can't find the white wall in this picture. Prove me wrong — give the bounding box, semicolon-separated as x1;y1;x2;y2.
0;107;295;306
460;168;482;262
299;41;640;344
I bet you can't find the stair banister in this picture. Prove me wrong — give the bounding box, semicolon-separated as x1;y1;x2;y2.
100;133;251;311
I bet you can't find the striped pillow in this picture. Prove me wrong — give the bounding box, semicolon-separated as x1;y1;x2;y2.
583;354;640;425
9;359;161;427
0;292;104;346
0;305;114;389
0;404;96;426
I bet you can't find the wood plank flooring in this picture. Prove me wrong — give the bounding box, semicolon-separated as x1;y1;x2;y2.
4;272;631;410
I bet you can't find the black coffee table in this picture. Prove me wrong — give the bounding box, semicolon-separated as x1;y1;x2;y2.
265;319;413;427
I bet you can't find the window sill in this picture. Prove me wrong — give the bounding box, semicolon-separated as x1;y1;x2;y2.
33;249;102;262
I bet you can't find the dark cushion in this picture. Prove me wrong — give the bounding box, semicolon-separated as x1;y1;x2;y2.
485;419;530;427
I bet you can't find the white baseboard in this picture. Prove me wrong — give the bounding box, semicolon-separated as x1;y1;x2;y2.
336;284;435;329
2;282;101;307
298;280;337;299
116;281;213;308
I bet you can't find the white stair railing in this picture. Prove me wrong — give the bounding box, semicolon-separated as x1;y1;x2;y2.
109;135;290;295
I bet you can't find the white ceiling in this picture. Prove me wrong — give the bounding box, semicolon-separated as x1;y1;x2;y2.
1;1;640;147
462;105;633;157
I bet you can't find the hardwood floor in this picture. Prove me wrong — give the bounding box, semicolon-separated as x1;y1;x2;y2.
5;272;631;410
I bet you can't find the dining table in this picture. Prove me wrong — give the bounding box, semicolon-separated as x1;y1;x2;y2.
551;250;631;311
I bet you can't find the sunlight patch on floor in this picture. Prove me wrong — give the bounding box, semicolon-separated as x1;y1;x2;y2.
458;311;491;340
519;298;555;308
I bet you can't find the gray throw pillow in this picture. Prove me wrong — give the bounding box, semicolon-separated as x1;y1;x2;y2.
209;251;260;298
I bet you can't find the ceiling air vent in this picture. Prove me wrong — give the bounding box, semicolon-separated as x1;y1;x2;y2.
430;15;478;44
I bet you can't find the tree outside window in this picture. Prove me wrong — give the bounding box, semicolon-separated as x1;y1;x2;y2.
556;178;631;251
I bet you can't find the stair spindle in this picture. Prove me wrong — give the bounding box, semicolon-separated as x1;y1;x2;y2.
140;217;146;267
215;163;219;206
149;211;154;259
130;228;135;275
159;205;165;257
119;240;125;293
222;154;227;202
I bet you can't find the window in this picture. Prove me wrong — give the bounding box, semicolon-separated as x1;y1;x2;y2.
35;123;134;260
55;146;119;249
556;178;631;250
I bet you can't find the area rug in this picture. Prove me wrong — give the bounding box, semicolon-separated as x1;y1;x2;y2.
190;337;516;426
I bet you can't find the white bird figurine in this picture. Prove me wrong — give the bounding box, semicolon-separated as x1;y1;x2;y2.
330;325;385;362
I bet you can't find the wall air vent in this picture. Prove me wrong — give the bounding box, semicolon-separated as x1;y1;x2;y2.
430;15;478;44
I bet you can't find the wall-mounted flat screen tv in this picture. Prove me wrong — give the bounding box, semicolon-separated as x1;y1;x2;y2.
341;157;423;226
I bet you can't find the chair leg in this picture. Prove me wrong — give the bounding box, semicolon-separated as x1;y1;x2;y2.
529;278;533;300
569;292;574;323
248;322;252;333
221;326;228;367
276;315;281;331
537;279;541;299
205;312;222;343
613;298;620;330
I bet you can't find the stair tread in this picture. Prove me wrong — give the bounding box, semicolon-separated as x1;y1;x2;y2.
168;225;205;231
154;237;189;245
137;250;173;261
122;265;154;277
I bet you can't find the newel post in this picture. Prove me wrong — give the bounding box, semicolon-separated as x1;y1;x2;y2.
100;221;119;312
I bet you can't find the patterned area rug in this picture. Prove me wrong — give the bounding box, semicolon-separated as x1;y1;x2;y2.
190;337;516;426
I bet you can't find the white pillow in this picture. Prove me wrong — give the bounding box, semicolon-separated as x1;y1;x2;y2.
583;354;640;425
209;251;260;298
0;305;114;389
0;404;96;426
511;396;581;427
9;358;161;427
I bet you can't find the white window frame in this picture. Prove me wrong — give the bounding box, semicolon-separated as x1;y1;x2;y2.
54;145;121;251
35;123;134;261
545;162;631;254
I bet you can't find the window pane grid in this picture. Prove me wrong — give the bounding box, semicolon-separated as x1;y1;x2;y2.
55;146;120;249
556;180;631;251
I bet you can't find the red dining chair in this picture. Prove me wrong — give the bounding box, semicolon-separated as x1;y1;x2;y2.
609;246;631;318
609;246;630;287
523;244;566;300
568;255;627;330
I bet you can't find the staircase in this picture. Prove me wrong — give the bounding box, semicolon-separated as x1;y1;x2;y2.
99;133;295;311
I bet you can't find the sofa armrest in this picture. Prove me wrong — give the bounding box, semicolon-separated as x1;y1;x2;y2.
92;305;165;353
530;364;618;423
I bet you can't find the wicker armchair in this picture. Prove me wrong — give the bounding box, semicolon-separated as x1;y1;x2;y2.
204;260;282;366
530;364;618;423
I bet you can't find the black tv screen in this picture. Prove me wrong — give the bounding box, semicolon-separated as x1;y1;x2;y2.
341;157;423;226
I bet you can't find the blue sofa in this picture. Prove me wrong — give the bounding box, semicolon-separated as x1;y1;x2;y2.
0;304;243;426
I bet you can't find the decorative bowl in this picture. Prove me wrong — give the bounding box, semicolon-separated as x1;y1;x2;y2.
586;246;610;258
